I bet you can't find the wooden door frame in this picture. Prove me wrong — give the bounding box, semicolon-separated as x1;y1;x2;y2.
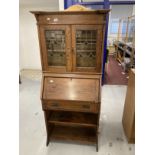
39;25;72;72
71;25;103;73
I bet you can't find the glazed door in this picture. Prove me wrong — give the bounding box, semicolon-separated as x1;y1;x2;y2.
40;25;71;72
72;25;104;72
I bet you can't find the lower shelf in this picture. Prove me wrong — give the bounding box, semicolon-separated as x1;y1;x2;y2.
48;111;97;128
50;125;97;145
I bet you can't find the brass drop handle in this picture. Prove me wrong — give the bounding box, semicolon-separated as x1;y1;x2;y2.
53;18;58;22
82;105;90;109
49;80;54;83
46;17;50;21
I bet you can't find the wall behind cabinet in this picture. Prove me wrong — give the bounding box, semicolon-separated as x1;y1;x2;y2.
19;5;59;70
108;5;134;46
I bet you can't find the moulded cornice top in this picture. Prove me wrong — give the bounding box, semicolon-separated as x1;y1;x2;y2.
30;9;110;15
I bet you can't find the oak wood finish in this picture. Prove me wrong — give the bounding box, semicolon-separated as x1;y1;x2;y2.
72;25;104;72
49;125;96;145
42;100;99;113
32;10;110;151
43;77;99;102
42;73;102;78
32;10;109;74
39;25;71;72
122;69;135;143
37;14;106;25
41;74;101;151
48;111;97;128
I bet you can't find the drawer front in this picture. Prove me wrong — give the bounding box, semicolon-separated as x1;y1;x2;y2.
38;15;105;25
42;101;98;113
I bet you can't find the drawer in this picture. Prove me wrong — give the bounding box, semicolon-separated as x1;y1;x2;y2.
38;15;62;24
38;14;105;25
42;101;98;113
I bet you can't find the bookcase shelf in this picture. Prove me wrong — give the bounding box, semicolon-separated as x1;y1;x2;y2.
48;111;97;128
49;125;97;145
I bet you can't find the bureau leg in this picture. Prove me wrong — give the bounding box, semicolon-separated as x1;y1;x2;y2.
96;134;98;152
46;136;50;146
44;111;51;147
96;144;98;152
96;126;99;152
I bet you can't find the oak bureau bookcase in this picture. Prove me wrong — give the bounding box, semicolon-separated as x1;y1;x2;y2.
31;10;109;151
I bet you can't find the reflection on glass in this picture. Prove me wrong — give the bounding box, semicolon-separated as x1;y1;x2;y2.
45;30;66;66
76;30;97;67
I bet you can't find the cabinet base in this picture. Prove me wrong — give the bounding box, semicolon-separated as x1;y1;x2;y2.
46;125;98;151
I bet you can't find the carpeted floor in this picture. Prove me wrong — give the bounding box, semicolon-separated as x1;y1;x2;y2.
19;70;134;155
104;55;129;85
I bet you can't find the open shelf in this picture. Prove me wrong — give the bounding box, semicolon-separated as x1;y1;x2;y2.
50;125;96;145
48;111;97;128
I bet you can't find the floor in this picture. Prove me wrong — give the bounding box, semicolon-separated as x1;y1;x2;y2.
19;70;135;155
104;55;128;85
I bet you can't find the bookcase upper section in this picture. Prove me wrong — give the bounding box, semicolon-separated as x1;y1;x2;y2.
31;10;110;74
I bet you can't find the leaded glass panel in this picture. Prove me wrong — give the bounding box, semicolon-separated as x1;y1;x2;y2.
76;30;97;67
45;30;66;66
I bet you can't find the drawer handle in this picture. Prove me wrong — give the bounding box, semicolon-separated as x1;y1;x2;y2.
53;18;58;22
46;17;50;21
82;105;90;109
49;80;54;83
51;103;59;107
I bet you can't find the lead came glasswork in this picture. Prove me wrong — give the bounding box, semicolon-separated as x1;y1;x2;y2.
45;30;66;66
76;30;97;67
